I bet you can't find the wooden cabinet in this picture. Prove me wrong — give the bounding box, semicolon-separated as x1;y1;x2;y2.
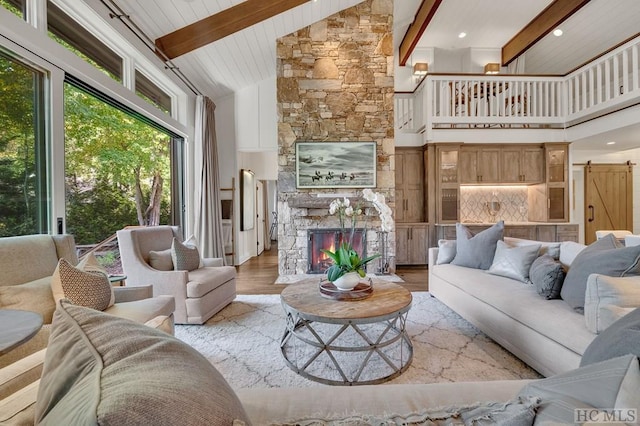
436;145;460;223
460;146;500;183
395;148;424;222
500;145;544;183
528;144;570;222
435;223;578;244
396;223;428;265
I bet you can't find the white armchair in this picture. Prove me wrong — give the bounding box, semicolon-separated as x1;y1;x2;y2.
117;226;236;324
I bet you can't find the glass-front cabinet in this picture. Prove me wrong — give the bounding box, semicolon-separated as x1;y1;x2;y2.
437;145;460;222
546;144;569;222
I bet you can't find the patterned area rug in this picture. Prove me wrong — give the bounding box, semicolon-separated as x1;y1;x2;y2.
175;293;541;390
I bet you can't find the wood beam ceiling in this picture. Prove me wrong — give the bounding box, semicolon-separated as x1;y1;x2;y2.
398;0;442;66
502;0;591;66
155;0;310;60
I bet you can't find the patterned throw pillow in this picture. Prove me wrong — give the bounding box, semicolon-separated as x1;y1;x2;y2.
51;254;114;311
171;238;200;271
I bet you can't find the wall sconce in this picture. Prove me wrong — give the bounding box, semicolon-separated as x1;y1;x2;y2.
412;62;429;76
484;63;501;74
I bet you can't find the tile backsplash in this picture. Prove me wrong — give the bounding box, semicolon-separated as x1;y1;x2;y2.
460;186;528;223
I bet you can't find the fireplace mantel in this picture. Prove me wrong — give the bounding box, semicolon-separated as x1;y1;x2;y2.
287;196;371;209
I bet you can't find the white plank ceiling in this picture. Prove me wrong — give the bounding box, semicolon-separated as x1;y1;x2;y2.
118;0;364;99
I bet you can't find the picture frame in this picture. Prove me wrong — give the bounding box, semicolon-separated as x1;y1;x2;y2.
240;169;255;231
295;141;376;189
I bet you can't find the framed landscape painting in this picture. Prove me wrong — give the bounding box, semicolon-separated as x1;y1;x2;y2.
296;141;376;189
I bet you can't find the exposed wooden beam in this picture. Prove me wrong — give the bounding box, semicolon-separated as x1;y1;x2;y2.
398;0;443;66
502;0;591;66
155;0;310;60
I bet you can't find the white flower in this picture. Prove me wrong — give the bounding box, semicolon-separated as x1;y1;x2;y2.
342;197;350;207
344;206;354;216
362;188;375;202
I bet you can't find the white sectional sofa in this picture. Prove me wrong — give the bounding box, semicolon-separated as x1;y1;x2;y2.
429;237;605;377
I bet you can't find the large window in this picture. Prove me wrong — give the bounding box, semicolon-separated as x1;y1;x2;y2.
64;80;183;246
0;52;47;237
47;1;123;82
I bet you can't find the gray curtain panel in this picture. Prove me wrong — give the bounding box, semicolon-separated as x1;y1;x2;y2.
194;96;226;263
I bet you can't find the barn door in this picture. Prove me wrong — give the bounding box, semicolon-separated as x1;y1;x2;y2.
584;162;633;244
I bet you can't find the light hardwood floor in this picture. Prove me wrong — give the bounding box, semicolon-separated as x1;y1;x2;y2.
236;242;429;295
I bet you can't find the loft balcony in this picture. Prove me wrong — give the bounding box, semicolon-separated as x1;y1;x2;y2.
395;35;640;143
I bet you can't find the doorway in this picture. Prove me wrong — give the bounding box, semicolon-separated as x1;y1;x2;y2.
584;162;633;244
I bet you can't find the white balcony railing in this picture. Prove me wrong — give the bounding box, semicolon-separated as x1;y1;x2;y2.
396;34;640;137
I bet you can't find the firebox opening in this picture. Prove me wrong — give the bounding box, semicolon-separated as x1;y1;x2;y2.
307;228;366;274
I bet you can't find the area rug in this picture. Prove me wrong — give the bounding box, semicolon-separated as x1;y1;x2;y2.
175;293;541;389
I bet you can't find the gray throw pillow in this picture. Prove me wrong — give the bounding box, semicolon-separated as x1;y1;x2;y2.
488;240;540;283
581;307;640;366
436;239;456;264
561;234;640;311
149;248;173;271
451;221;504;270
35;301;252;425
518;354;640;425
529;254;565;299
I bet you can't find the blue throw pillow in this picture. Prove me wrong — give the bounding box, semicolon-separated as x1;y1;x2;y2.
581;307;640;366
451;221;504;270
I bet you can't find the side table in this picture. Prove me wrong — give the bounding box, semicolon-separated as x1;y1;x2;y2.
0;310;43;355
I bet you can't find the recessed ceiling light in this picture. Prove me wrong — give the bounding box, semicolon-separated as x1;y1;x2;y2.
607;141;616;145
553;28;563;37
458;32;467;39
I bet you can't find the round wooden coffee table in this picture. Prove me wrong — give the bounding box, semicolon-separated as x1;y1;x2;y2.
280;279;413;385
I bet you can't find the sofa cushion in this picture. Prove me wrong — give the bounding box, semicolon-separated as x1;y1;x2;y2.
451;221;504;270
0;235;61;287
558;240;586;269
435;239;456;265
561;234;640;311
171;238;200;271
35;301;251;425
529;254;565;300
0;278;56;323
488;240;540;283
187;266;236;298
149;248;173;271
51;257;114;311
518;354;640;424
584;274;640;334
103;295;175;324
581;308;640;366
431;264;595;355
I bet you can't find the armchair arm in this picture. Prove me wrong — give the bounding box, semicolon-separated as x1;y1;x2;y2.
202;257;224;267
428;247;440;269
113;285;153;303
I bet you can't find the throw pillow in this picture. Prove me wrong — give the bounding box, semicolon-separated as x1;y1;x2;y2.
149;248;173;271
35;301;252;425
171;237;200;271
435;239;456;264
581;307;640;366
488;240;540;283
0;280;56;323
504;237;561;260
561;234;640;311
184;235;205;268
51;254;114;311
451;221;504;270
584;274;640;333
518;354;640;424
529;254;565;299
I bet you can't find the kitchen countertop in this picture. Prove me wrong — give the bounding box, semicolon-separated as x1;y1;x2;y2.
435;222;578;226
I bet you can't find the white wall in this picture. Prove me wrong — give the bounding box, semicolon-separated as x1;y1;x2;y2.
235;76;277;152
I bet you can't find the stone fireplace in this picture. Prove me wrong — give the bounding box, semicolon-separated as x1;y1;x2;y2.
276;0;396;276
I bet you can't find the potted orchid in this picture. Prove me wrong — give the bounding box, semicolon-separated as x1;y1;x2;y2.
322;190;392;290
